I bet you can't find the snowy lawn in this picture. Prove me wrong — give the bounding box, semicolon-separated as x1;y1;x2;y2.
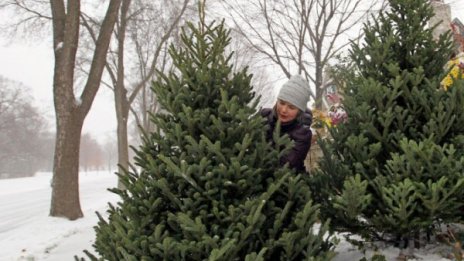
0;171;457;260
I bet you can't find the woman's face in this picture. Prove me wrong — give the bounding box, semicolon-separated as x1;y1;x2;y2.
276;99;300;123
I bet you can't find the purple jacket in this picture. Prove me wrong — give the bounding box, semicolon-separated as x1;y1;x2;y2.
260;108;312;173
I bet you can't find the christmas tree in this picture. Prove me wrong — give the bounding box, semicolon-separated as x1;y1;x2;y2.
310;0;464;247
83;11;334;261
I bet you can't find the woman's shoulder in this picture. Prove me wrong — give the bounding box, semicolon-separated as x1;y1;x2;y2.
299;109;313;126
259;108;275;123
259;108;273;117
291;123;312;141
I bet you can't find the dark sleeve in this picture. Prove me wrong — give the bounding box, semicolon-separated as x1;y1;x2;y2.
259;108;274;142
282;126;312;172
260;108;273;118
299;109;313;126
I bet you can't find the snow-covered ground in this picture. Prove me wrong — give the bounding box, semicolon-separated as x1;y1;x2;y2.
0;171;119;261
0;171;456;260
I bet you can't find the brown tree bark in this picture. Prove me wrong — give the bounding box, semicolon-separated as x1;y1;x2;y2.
114;0;131;189
49;0;121;220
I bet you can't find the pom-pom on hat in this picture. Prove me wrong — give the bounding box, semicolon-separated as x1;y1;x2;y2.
277;75;311;111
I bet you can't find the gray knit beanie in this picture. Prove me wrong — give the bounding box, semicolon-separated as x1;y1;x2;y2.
277;75;311;111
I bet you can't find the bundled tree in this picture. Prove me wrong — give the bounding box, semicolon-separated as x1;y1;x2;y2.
310;0;464;250
83;10;334;261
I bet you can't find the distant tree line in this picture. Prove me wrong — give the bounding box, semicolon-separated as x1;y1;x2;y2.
0;75;53;178
80;133;118;173
0;75;117;179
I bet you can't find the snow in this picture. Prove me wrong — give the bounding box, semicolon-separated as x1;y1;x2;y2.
75;97;82;106
0;171;456;260
54;42;63;51
0;171;119;261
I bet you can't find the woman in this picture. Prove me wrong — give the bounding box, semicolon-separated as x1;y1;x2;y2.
261;75;313;173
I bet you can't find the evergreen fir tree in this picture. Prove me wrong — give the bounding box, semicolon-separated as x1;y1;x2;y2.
310;0;464;245
82;13;335;261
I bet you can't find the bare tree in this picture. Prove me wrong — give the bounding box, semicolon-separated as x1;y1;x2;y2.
0;1;51;41
130;1;196;135
80;0;192;188
0;75;52;178
226;27;276;108
1;0;122;219
48;0;121;220
221;0;384;109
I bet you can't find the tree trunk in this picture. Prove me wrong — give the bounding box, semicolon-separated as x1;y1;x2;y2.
49;0;121;220
116;106;129;189
115;0;131;189
315;62;324;110
113;0;190;188
51;111;85;219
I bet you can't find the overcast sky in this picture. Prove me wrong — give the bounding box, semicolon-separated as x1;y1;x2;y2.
0;0;463;142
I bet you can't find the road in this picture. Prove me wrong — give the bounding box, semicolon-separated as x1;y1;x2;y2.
0;171;118;260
